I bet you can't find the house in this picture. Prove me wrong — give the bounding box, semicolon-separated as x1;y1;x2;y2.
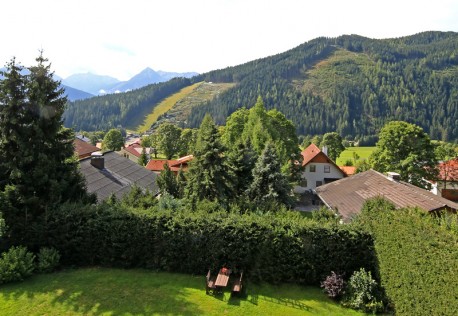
74;138;101;160
146;155;193;175
315;169;458;222
295;144;346;193
79;151;159;202
118;141;150;163
429;158;458;202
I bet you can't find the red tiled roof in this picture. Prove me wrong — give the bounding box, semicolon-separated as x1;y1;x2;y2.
300;144;346;177
340;166;357;176
146;159;169;172
124;143;142;158
301;143;322;166
74;138;100;159
316;169;458;222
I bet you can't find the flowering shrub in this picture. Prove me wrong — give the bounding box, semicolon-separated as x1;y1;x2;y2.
321;271;345;299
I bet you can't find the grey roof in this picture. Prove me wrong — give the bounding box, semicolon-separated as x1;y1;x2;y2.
79;151;159;202
315;169;458;222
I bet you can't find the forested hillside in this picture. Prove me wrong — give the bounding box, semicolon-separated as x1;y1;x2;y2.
190;31;458;143
65;32;458;142
64;77;191;131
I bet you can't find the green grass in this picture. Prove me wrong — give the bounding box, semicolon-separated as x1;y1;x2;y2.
0;268;364;315
336;147;375;166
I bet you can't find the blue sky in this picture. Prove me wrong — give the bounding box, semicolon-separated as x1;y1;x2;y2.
2;0;458;80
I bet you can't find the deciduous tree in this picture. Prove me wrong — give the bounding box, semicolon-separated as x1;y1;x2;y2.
103;129;124;151
370;121;437;189
321;132;345;162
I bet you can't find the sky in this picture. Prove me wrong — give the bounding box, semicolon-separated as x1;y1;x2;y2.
2;0;458;81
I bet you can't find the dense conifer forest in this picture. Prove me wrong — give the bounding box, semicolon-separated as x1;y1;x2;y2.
64;32;458;143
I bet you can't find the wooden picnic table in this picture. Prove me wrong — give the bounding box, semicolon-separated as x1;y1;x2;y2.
215;268;232;287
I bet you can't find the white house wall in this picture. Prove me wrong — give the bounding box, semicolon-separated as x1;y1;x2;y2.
295;162;344;193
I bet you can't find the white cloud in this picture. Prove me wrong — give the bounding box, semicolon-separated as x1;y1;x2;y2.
1;0;457;80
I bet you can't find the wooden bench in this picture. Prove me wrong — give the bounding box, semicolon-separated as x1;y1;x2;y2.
231;272;243;295
206;270;217;295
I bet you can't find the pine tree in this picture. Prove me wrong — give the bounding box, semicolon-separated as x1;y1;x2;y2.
157;163;179;197
227;140;257;195
0;54;91;245
138;147;148;166
246;142;293;208
185;114;233;205
176;165;187;199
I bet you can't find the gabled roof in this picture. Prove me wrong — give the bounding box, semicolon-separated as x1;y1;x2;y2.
300;144;346;177
74;138;101;159
79;151;158;202
301;143;322;165
315;169;458;222
124;142;142;158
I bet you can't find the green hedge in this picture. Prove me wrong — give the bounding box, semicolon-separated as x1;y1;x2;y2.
357;200;458;315
42;204;376;285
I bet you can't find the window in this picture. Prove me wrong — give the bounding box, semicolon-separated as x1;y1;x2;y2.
300;178;308;187
324;165;330;173
316;181;323;187
310;165;316;172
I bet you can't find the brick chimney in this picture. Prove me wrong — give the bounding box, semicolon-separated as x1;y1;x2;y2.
90;151;104;169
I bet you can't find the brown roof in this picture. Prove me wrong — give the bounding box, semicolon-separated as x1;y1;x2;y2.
74;138;101;159
315;169;458;222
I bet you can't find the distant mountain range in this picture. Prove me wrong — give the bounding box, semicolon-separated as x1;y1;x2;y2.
0;67;94;102
1;66;198;101
62;68;198;96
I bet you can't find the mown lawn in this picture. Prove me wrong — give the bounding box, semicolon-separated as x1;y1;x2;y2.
336;146;375;166
0;268;364;315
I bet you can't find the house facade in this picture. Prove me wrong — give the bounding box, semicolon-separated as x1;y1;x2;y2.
295;144;346;193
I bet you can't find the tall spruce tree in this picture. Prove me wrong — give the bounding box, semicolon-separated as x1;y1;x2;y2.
0;54;90;245
176;165;187;199
157;163;179;197
246;142;293;208
185;114;233;206
227;140;257;195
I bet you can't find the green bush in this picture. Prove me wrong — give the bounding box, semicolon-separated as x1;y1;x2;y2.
41;203;377;286
344;268;383;313
357;198;458;315
37;247;60;273
0;246;35;284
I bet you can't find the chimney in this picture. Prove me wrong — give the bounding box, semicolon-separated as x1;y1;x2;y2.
91;151;104;169
387;172;401;182
322;146;328;156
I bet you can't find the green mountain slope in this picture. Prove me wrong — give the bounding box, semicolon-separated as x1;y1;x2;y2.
189;31;458;142
65;32;458;142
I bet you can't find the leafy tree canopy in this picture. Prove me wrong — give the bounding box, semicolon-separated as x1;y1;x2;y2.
103;129;124;151
370;121;437;189
321;132;345;161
